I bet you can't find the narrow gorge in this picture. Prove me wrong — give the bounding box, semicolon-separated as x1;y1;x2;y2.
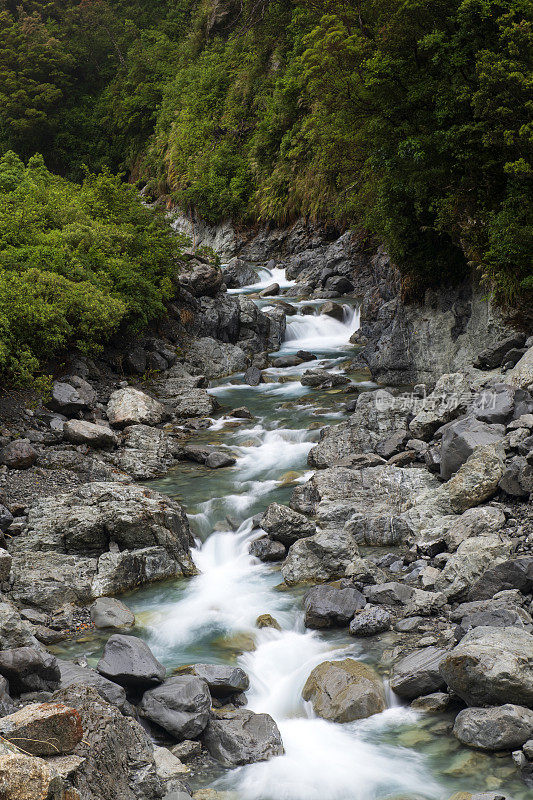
0;219;532;800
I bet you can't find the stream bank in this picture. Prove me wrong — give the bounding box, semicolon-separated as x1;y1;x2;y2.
0;227;532;800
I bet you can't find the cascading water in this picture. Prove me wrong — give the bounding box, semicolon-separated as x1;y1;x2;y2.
71;264;526;800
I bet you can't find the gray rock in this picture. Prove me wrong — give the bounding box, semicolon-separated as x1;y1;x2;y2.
456;607;531;639
185;664;249;696
260;503;315;546
506;345;533;389
222;257;257;288
63;420;117;448
259;282;280;297
468;557;533;601
453;705;533;751
302;659;385;721
390;647;448;699
349;607;392;636
107;387;167;428
0;504;13;532
473;384;530;425
92;546;184;597
304;584;365;629
409;373;472;440
56;659;127;710
202;708;284;766
170;739;202;761
0;675;15;716
97;635;166;689
444;506;505;552
0;647;60;695
153;745;188;794
0;549;11;582
440;417;504;479
411;692;450;712
439;627;533;706
52;684;161;800
249;537;286;562
9;551;97;612
499;456;531;497
48;379;96;415
364;582;413;606
0;440;37;470
434;535;512;600
300;369;349;388
474;335;526;370
124;346;147;374
281;529;359;585
90;598;135;629
184;338;249;380
205;451;236;469
140;676;211;740
447;443;506;512
244;365;262;386
320;301;344;321
179;261;223;297
115;425;184;480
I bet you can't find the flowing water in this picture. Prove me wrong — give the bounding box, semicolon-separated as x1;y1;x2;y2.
56;265;528;800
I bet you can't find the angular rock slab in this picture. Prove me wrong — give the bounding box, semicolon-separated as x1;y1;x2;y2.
304;584;365;629
107;387;167;428
184;664;249;697
0;702;83;756
202;709;283;766
281;529;359;585
302;659;386;721
453;704;533;751
390;647;448;700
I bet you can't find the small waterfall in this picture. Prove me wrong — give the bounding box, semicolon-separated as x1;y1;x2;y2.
282;305;360;354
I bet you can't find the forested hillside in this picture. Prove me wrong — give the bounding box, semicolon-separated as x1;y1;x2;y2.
0;0;531;381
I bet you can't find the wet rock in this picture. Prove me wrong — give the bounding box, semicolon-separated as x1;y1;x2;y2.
349;606;392;636
440;418;504;479
90;598;135;629
249;537;286;562
97;635;166;690
467;557;533;601
107;387;167;428
92;546;185;597
259;283;280;297
48;379;96;415
244;365;262;386
63;420;117;448
0;647;60;694
324;275;353;294
170;739;202;761
0;702;83;756
140;676;211;739
302;659;385;721
260;503;315;546
300;369;349;388
411;692;450;712
185;664;249;696
281;529;359;585
434;535;512;600
453;705;533;751
444;507;506;552
320;301;344;321
0;440;37;470
272;355;302;368
56;660;127;711
390;647;448;699
202;708;284;766
52;684;161;800
205;451;236;469
153;745;188;794
255;614;281;630
303;584;365;629
222;257;257;289
439;627;533;706
447;444;506;512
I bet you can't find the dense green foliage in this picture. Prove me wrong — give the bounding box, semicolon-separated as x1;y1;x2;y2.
0;0;531;311
0;151;183;382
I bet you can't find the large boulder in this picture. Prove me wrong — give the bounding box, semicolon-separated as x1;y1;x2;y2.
97;635;165;690
153;363;216;417
473;383;532;425
0;739;76;800
446;444;506;512
12;481;194;573
439;627;533;707
440;417;504;480
222;257;257;288
0;647;60;695
302;659;385;721
260;503;315;546
434;535;512;600
349;607;392;637
281;529;359;585
409;373;472;440
0;602;38;649
0;440;38;470
184;664;249;697
308;390;409;468
202;709;284;766
115;425;183;480
179;261;223;297
467;557;533;601
52;684;162;800
0;703;83;756
92;546;185;597
63;420;117;448
48;378;96;415
90;598;135;629
9;551;97;612
140;676;211;740
303;584;365;629
453;705;533;751
107;388;167;428
390;647;448;700
474;335;527;370
443;506;505;552
507;345;533;389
